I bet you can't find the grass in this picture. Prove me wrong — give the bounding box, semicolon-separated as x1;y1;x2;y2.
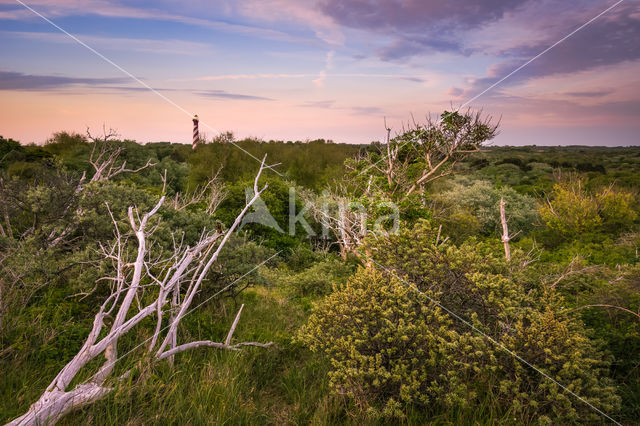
48;285;342;425
2;283;635;425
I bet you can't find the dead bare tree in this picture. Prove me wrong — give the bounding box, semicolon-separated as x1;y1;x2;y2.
346;138;412;198
7;157;274;426
47;127;156;248
87;126;155;183
301;185;398;262
300;186;367;260
167;167;227;214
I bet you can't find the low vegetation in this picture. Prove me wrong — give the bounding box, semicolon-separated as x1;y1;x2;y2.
1;116;639;424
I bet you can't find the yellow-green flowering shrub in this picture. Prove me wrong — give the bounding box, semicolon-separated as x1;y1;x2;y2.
299;220;620;422
298;268;490;419
539;177;637;239
539;182;601;238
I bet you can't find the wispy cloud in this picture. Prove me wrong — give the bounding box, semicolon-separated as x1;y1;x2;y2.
239;0;345;45
195;73;317;81
300;100;335;108
312;50;335;87
0;70;126;90
459;2;640;100
398;76;425;83
319;0;527;59
0;8;32;19
447;86;464;98
196;90;274;101
193;72;427;83
298;99;384;116
350;106;384;115
564;90;614;98
0;71;274;102
3;30;213;55
0;0;313;45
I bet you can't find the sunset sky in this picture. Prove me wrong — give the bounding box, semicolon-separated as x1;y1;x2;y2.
0;0;638;146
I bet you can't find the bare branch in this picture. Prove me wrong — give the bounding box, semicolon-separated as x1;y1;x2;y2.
87;127;156;182
9;158;273;425
225;304;245;346
549;256;599;290
568;304;640;320
500;197;511;262
157;340;273;360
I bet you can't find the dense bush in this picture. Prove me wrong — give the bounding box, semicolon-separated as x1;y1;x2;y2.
3;135;640;424
434;178;538;240
262;249;354;297
539;177;637;241
299;221;620;422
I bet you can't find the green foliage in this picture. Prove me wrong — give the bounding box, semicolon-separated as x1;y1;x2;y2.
559;263;640;420
539;177;638;242
299;221;620;422
3;285;341;425
262;250;354;298
216;178;306;251
539;180;602;238
2;133;640;424
0;136;22;169
43;132;91;172
204;235;279;301
434;178;538;241
597;188;638;232
299;268;475;419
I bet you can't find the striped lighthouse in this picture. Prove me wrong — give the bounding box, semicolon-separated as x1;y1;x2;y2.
192;114;199;149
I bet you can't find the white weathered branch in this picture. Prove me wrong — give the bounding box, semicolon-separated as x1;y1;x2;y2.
87;127;156;183
8;159;273;426
157;304;273;360
157;340;273;360
225;304;245;345
499;197;511;262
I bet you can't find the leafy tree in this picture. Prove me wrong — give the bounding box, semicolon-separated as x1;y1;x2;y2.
346;109;499;200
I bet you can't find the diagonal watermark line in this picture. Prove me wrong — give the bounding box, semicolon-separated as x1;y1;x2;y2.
367;256;621;425
15;0;282;176
14;1;192;119
354;0;625;181
461;0;626;108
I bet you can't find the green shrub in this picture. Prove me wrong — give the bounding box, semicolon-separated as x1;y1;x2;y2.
298;220;620;422
298;268;490;419
263;254;354;298
434;178;538;239
539;177;637;241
